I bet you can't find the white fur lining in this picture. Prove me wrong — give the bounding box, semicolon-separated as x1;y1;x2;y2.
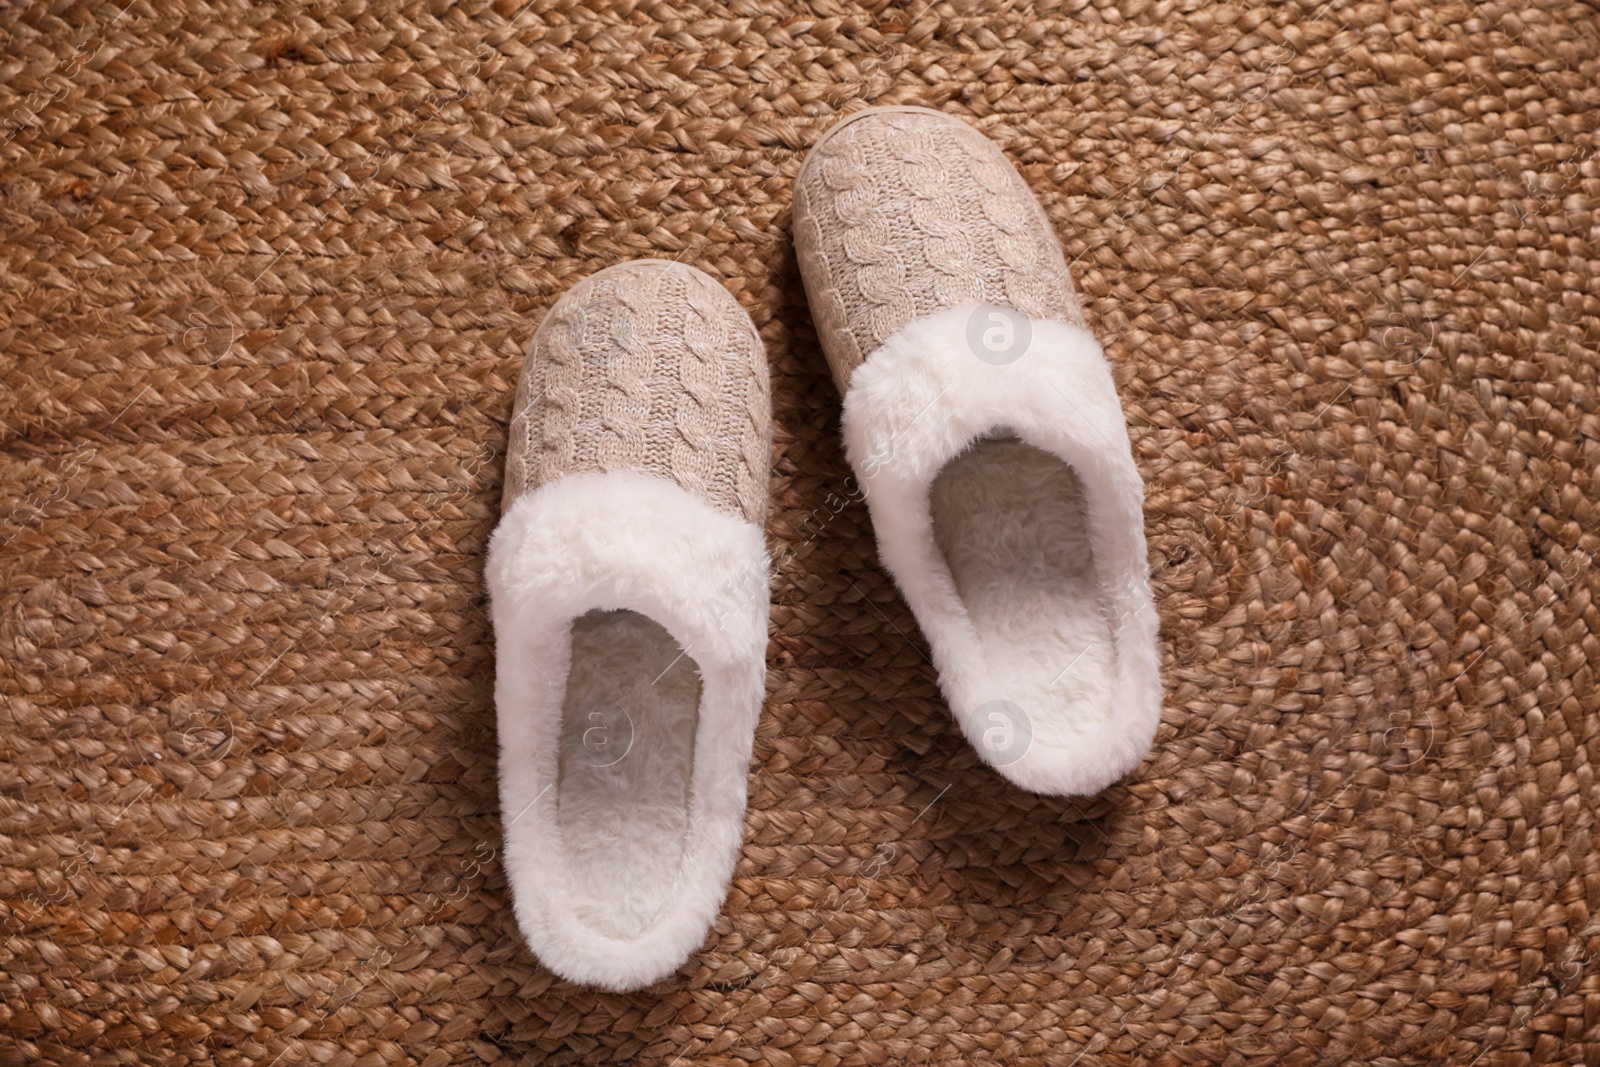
484;471;768;991
841;303;1161;796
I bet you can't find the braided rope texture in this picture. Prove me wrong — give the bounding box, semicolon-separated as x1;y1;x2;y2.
1;1;1599;1064
504;260;770;524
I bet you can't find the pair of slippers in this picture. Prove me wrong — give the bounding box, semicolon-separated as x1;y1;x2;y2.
484;107;1162;991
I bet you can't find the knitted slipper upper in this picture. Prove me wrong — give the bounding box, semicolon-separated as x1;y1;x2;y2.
793;108;1087;392
503;260;770;524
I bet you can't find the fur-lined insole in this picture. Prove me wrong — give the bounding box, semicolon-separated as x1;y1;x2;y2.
930;436;1117;748
556;609;702;939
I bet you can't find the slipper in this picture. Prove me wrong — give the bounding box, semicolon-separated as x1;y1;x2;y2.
485;259;771;990
793;106;1161;796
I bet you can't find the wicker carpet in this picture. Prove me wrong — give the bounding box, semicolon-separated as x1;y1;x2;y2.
2;0;1598;1063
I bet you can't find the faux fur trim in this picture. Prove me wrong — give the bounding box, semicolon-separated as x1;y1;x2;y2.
484;471;769;991
841;303;1161;796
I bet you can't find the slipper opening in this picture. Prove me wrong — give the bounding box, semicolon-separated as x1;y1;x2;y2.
556;607;702;942
929;433;1117;756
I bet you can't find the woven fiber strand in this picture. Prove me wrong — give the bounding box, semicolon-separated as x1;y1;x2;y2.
1;0;1598;1064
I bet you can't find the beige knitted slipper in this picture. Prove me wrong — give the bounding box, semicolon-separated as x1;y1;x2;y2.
484;260;771;991
794;107;1160;797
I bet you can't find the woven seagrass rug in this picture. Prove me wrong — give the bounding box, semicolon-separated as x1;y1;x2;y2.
2;0;1598;1063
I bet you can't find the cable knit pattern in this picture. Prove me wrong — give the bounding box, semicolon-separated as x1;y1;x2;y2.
502;261;771;525
596;276;654;473
533;303;583;488
794;108;1087;393
673;270;726;503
